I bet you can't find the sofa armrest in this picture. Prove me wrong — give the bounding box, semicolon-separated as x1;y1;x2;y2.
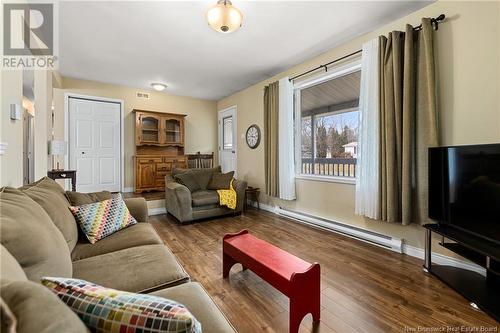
232;179;248;213
165;180;193;222
124;197;148;222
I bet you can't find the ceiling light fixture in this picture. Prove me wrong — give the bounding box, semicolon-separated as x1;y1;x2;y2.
151;83;167;91
206;0;243;34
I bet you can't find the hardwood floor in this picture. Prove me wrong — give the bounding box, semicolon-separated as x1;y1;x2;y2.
149;209;499;333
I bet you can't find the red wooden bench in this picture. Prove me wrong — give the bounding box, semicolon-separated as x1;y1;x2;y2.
223;230;320;333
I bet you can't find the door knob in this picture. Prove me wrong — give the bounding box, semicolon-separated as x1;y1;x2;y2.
81;152;85;154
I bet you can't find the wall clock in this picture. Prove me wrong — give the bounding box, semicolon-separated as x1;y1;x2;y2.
246;124;261;149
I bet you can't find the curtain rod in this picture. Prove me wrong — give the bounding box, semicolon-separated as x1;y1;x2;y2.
289;14;446;82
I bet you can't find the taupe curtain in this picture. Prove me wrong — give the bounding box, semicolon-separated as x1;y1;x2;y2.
264;81;279;197
379;18;439;225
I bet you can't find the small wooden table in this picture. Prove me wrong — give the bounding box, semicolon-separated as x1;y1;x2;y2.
223;230;320;333
47;170;77;191
244;187;260;211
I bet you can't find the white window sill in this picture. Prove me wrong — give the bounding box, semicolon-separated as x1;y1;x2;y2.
295;174;356;185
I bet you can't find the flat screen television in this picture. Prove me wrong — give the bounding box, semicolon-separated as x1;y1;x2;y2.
429;143;500;244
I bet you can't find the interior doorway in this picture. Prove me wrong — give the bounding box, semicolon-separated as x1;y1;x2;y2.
23;110;34;185
22;70;35;185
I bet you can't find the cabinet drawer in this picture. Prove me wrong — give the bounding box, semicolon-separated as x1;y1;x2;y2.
156;163;172;177
156;163;171;172
137;157;162;164
155;177;165;188
164;157;186;164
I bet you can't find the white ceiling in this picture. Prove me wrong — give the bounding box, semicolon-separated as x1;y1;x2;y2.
59;1;432;101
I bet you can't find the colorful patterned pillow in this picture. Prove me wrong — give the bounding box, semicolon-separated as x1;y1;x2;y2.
42;277;202;333
69;195;137;244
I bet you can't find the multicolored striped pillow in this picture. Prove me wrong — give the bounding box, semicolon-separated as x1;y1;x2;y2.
42;277;202;333
69;194;137;244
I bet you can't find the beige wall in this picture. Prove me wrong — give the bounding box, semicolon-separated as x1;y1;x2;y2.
1;69;53;187
1;70;24;187
53;78;218;189
34;70;52;178
217;1;500;254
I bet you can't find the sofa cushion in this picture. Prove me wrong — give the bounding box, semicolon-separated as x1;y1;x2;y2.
71;223;163;261
173;166;221;177
69;196;137;244
1;297;16;333
20;177;79;251
65;190;112;206
151;282;236;333
174;171;201;192
42;277;201;333
207;171;234;190
72;244;189;293
0;187;73;281
0;280;88;333
0;245;27;282
173;166;221;190
192;190;220;207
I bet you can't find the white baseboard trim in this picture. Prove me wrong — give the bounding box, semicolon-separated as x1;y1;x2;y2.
252;202;486;275
402;244;486;276
123;187;134;193
148;207;166;216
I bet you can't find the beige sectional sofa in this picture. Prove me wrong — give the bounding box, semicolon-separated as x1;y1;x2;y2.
0;177;236;332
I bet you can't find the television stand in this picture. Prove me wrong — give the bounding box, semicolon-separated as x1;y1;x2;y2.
423;224;500;322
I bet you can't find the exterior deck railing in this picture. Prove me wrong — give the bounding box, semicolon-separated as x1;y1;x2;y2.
301;158;357;177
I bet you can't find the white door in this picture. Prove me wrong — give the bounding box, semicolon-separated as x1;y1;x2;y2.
218;106;237;175
69;97;121;192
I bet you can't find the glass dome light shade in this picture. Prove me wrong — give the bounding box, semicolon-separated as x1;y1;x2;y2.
206;0;243;34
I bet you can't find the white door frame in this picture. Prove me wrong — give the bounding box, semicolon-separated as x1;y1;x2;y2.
218;105;237;176
64;93;125;192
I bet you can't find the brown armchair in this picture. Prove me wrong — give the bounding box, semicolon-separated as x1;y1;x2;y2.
165;166;247;223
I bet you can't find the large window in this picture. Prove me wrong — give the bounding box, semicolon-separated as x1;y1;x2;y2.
295;64;361;181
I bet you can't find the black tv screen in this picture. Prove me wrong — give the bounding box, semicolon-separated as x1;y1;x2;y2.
429;144;500;244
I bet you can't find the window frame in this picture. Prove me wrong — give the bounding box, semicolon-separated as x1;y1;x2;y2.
293;59;362;185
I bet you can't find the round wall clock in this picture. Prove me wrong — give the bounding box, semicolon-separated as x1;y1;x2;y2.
246;124;261;149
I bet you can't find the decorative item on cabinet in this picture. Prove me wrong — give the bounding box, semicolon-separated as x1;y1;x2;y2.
133;110;187;193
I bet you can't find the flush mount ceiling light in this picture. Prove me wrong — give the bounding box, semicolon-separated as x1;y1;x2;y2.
151;83;167;91
206;0;243;34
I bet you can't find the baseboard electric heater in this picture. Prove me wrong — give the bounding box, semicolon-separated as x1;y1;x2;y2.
275;207;403;253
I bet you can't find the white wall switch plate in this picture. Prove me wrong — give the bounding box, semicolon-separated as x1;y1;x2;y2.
0;142;8;155
10;104;21;120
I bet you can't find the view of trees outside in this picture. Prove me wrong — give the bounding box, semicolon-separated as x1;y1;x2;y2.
301;110;359;159
301;117;312;157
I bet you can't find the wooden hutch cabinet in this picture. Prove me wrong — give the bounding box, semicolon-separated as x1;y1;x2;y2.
133;110;187;193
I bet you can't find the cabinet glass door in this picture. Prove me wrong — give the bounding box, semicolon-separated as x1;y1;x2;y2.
140;116;160;143
163;118;182;144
